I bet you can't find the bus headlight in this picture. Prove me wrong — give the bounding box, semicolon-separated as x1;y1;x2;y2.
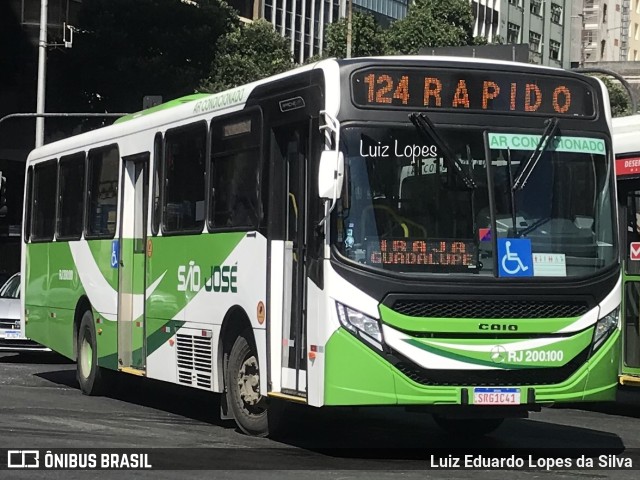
336;302;384;350
592;308;619;352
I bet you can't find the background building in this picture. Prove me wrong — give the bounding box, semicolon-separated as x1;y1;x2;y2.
629;1;640;61
570;0;626;66
471;0;571;68
229;0;408;63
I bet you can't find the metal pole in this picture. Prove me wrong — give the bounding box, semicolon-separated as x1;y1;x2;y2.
35;0;48;148
346;0;352;58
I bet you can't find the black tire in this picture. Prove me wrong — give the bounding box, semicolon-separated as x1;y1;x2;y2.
225;332;269;436
433;415;504;437
76;310;106;396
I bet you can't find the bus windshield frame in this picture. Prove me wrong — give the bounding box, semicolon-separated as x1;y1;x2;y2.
331;121;617;280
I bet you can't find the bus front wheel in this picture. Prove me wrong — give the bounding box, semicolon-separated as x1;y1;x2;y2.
226;332;269;437
433;415;504;437
76;311;106;396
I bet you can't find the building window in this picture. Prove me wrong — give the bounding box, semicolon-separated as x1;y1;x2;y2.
529;31;542;52
508;0;522;6
507;22;521;44
549;40;561;60
601;39;606;59
583;29;594;46
603;4;608;23
551;3;562;24
530;0;542;16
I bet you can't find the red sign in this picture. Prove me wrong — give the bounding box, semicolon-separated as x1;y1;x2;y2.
630;242;640;261
616;157;640;177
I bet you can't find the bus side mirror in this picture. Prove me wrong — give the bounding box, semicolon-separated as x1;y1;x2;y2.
318;151;344;200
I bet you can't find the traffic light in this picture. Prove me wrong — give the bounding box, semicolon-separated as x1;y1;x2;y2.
0;172;7;218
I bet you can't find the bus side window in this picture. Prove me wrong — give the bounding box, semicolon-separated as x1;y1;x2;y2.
209;109;262;230
163;122;206;233
24;167;33;242
57;152;85;240
31;160;57;241
86;145;119;238
151;133;162;235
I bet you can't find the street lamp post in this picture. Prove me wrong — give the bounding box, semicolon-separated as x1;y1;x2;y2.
346;0;353;59
35;0;49;148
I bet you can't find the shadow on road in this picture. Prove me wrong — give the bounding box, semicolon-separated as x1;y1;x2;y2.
36;368;232;427
27;362;640;469
0;351;72;364
549;387;640;420
31;364;628;463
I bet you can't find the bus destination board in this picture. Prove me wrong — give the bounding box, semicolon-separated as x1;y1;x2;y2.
351;68;595;117
367;239;478;271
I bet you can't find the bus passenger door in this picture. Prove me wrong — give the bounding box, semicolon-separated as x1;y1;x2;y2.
118;154;149;373
271;123;309;397
621;185;640;381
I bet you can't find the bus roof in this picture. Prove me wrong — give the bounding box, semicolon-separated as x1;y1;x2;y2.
26;55;595;164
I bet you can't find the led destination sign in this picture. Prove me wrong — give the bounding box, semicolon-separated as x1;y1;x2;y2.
368;239;478;270
351;68;595;117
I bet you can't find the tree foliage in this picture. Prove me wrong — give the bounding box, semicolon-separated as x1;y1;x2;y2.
324;12;386;59
385;0;476;55
599;77;632;117
200;19;294;93
47;0;236;114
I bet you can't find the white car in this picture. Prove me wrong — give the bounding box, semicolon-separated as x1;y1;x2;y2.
0;273;46;351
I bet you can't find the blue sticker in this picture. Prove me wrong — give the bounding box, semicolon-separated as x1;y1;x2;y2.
497;238;533;277
111;240;120;269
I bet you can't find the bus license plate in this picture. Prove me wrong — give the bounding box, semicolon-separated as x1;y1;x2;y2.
473;387;520;405
1;330;21;339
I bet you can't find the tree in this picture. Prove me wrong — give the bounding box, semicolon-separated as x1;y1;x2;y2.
200;19;294;93
385;0;476;55
323;12;386;59
47;0;236;115
600;77;632;117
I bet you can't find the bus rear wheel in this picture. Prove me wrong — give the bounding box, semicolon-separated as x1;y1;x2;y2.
433;415;504;437
76;311;106;396
226;332;269;437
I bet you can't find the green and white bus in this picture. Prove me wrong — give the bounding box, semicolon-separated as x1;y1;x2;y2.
23;57;621;436
613;114;640;387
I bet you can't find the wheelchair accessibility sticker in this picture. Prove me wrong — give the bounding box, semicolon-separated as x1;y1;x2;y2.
498;238;533;277
111;240;119;269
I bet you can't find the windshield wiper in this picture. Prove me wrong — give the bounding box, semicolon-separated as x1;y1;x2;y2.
512;117;560;191
518;216;552;237
409;112;476;189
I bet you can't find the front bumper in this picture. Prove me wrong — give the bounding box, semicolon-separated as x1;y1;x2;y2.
324;327;620;406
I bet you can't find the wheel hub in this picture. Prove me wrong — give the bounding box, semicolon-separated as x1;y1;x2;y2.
237;355;260;406
80;337;92;379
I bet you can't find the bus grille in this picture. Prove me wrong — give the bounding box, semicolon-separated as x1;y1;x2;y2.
392;348;590;387
176;331;213;390
390;299;589;319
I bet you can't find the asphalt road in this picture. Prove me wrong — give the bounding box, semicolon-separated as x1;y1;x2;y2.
1;351;640;479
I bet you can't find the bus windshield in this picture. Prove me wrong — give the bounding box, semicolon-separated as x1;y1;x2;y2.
333;124;616;278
